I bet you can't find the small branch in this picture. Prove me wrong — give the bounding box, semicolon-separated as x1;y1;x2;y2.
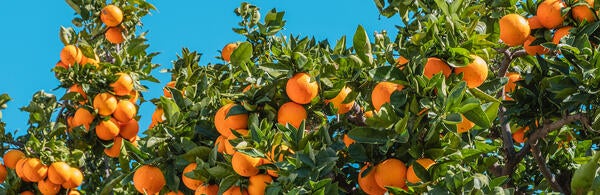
530;143;565;193
526;113;587;145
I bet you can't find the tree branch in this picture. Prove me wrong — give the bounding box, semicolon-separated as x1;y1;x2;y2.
526;113;588;146
530;142;564;193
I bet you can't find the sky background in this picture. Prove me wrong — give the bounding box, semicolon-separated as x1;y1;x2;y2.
0;1;399;135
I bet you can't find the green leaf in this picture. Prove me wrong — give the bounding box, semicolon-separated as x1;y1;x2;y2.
469;88;500;103
463;105;491;129
230;42;253;67
353;25;373;64
180;146;211;163
348;143;369;162
348;127;390;144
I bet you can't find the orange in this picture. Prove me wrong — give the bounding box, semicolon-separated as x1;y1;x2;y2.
93;93;118;116
104;137;123;158
406;158;436;184
248;174;273;195
214;103;248;138
221;43;239;62
528;16;544;29
67;116;75;133
3;150;26;169
343;134;355;147
68;84;87;102
182;163;203;190
364;110;374;118
552;26;573;44
499;14;531;46
152;108;165;123
396;56;409;68
242;84;254;93
357;164;386;195
215;135;228;153
128;90;139;104
457;115;475;133
72;108;94;131
572;0;596;23
47;161;72;185
119;119;139;140
423;57;452;78
105;27;125;44
325;86;354;114
96;118;120;141
224;129;249;155
67;190;81;195
55;61;69;69
373;158;407;189
267;144;294;162
133;165;166;195
101;5;123;27
223;186;249;195
195;184;219;195
113;100;137;123
537;0;567;29
163;81;176;98
512;126;529;144
22;158;48;182
277;102;307;129
62;167;83;188
20;191;34;195
38;178;61;195
371;81;404;111
504;72;522;100
80;54;100;68
231;152;261;177
111;73;134;96
523;36;549;56
166;191;184;195
286;73;319;104
0;164;6;183
454;55;488;88
15;158;30;181
60;45;83;66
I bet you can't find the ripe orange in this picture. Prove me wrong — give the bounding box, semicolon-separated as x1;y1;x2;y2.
105;27;125;44
523;36;549;56
221;43;239;62
67;190;81;195
423;57;452;78
454;55;488;88
371;81;404;111
457;115;475;133
499;14;531;46
504;72;522;100
128;90;139;104
528;16;544;29
60;45;83;66
119;119;139;140
93;93;118;116
62;167;83;189
80;54;100;68
277;102;307;128
101;5;123;27
364;110;374;118
214;103;248;138
537;0;567;29
163;81;176;98
55;61;69;69
21;191;34;195
152;108;165;123
104;137;123;158
572;0;596;23
325;86;354;114
96;118;120;141
195;184;219;195
68;84;87;102
3;150;26;169
15;158;32;182
113;100;137;123
223;186;249;195
373;158;407;189
396;56;409;68
357;164;386;195
182;163;203;190
0;164;6;183
38;178;61;195
552;26;573;44
166;191;184;195
231;152;261;177
48;161;72;185
248;174;273;195
406;158;436;184
22;158;48;182
133;165;166;195
72;108;94;131
215;135;228;153
286;73;319;104
224;129;249;155
343;134;355;147
111;73;134;96
512;127;529;144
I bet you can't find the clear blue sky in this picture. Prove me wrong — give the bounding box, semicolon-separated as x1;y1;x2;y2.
0;1;398;134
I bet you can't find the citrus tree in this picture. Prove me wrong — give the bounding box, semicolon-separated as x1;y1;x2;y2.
1;0;600;194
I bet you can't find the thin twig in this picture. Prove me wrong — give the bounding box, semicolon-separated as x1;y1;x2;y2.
530;142;565;193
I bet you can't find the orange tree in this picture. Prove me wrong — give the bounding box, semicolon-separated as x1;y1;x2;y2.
1;0;600;194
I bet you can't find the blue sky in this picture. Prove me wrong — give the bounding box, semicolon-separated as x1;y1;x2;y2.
0;1;398;134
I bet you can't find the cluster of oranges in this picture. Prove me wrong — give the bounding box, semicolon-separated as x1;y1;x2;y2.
101;5;126;44
500;0;597;56
357;158;436;194
55;45;100;70
2;150;82;195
